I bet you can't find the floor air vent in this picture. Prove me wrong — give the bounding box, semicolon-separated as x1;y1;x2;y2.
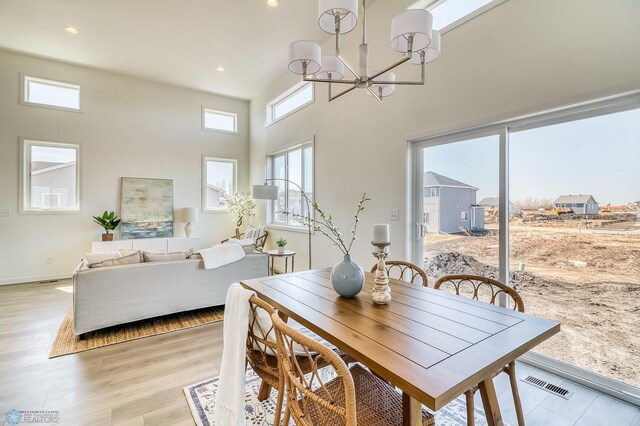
521;375;574;399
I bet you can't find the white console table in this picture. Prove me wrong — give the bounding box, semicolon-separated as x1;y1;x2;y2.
91;237;200;253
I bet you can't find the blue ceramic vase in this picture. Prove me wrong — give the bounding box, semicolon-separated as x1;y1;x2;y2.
330;254;365;298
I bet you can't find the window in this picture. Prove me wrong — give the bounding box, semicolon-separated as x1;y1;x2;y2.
22;76;81;111
268;142;314;227
430;187;438;197
202;108;237;133
409;0;505;32
266;82;314;125
22;140;80;212
202;158;236;211
461;211;468;221
424;212;430;223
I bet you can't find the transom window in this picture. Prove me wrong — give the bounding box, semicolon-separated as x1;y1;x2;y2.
202;108;238;133
268;142;314;227
22;140;80;212
409;0;506;32
202;157;236;211
23;76;81;111
266;82;314;126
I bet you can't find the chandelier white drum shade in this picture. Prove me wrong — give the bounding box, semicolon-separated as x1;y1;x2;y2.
390;10;433;53
411;30;441;64
368;71;395;98
318;0;359;34
316;56;345;80
289;41;321;75
287;0;441;103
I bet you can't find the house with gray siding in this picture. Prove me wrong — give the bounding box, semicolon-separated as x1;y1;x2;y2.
424;171;484;234
554;195;599;215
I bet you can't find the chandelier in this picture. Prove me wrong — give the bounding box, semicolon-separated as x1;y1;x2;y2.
288;0;441;103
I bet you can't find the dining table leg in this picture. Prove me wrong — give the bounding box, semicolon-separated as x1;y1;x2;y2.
402;392;423;426
478;377;504;426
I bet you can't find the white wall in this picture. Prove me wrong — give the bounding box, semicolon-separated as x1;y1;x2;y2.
249;0;640;270
0;49;250;284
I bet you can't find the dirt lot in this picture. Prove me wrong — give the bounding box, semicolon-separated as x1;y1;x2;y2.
424;223;640;387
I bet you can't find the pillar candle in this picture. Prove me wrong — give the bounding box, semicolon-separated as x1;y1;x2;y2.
373;224;390;244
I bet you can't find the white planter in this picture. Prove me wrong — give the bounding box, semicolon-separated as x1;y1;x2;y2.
277;246;285;253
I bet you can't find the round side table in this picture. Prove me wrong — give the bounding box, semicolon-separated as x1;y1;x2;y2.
266;250;296;275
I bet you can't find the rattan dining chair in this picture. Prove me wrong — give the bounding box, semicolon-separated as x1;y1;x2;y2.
271;312;435;426
434;274;525;426
369;260;428;286
246;295;352;425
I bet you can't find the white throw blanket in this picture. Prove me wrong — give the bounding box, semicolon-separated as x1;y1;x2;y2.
199;244;245;270
214;283;255;426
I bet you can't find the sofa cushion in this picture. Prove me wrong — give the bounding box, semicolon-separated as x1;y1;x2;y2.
143;250;190;263
89;251;142;268
229;238;257;254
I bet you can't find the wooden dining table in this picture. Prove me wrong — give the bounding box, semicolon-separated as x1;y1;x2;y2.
241;268;560;426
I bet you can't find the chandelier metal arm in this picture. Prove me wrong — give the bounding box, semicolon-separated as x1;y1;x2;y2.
371;63;426;86
329;83;358;102
303;76;358;85
367;86;383;103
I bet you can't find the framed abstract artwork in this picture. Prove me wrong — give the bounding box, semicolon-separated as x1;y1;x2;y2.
120;177;173;239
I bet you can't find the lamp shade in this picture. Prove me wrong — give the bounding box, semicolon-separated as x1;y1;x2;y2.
289;40;321;75
253;184;278;200
369;71;396;97
410;30;441;65
316;56;344;80
183;207;198;223
318;0;358;35
390;9;433;53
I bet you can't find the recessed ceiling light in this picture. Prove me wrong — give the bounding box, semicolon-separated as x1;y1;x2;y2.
266;0;279;7
216;66;225;72
64;26;79;34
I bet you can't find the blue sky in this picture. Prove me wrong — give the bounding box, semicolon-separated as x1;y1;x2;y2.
424;108;640;205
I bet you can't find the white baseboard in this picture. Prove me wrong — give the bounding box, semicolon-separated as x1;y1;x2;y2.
0;272;73;286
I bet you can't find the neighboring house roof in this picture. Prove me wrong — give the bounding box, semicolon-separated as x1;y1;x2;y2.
478;197;499;206
31;161;76;175
424;171;478;190
555;195;597;204
206;183;226;193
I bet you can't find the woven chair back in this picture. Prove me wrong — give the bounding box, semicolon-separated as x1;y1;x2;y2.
370;260;428;286
433;274;525;312
246;295;279;385
271;312;356;426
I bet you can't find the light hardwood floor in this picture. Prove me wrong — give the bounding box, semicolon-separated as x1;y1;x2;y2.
1;279;639;425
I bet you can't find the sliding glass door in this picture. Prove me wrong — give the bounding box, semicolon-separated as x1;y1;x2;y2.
410;93;640;400
508;108;640;387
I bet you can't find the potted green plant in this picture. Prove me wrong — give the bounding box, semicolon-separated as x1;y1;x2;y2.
93;211;121;241
276;237;287;253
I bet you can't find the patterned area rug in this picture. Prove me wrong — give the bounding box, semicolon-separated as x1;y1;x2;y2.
49;306;224;358
184;367;496;426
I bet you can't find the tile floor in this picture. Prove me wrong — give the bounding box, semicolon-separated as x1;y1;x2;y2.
472;361;640;426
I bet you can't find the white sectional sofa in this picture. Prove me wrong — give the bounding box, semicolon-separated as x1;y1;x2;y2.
72;252;268;337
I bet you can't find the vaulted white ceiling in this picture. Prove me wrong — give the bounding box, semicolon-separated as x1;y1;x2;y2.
0;0;376;100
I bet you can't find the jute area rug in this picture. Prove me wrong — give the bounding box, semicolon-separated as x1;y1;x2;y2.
184;367;506;426
49;306;224;358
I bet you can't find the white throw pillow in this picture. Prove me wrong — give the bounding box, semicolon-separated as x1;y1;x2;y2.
84;252;121;265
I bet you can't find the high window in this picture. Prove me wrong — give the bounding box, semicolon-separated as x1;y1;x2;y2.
202;108;238;133
22;140;80;212
202;157;236;211
410;0;506;32
268;142;314;228
23;76;81;111
266;82;314;126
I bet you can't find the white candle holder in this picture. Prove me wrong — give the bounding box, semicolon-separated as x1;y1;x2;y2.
371;241;391;305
